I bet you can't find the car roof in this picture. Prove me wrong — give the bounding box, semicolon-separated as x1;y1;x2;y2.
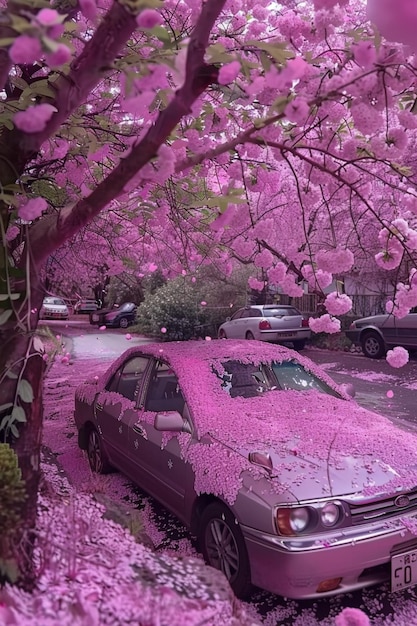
250;304;295;309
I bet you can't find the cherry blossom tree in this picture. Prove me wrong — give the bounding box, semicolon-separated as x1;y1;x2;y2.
1;0;417;585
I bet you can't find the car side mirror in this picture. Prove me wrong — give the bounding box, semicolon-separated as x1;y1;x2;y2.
226;316;231;322
155;411;189;432
339;383;355;398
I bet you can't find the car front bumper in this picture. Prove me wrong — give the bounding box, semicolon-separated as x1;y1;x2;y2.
242;514;417;599
259;329;311;343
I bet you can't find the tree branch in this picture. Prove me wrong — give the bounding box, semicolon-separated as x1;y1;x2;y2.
29;0;226;265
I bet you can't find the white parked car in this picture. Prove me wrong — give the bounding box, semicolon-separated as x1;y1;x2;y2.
39;297;69;320
218;304;311;350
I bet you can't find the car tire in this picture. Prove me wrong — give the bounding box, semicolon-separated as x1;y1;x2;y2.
86;427;112;474
293;340;305;350
199;502;252;599
361;331;386;359
119;317;129;329
246;331;255;340
218;329;227;339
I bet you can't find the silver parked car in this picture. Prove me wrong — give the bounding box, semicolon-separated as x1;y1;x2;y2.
345;312;417;358
39;296;69;320
218;304;311;349
75;340;417;599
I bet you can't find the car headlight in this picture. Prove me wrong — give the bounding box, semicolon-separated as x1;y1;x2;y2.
276;501;345;536
277;507;311;535
321;501;341;527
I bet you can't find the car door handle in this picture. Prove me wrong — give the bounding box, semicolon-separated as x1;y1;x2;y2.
133;424;146;437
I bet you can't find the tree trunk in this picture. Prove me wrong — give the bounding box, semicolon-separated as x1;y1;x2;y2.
0;263;45;589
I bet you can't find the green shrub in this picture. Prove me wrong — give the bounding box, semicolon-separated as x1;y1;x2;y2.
134;277;208;341
0;443;26;535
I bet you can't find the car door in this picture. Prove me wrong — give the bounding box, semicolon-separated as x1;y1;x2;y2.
95;355;152;470
394;313;417;348
228;308;256;338
127;359;195;521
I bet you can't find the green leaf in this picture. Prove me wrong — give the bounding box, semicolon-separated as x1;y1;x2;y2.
10;424;20;438
0;38;15;47
6;370;17;380
11;406;26;423
0;414;11;430
0;310;13;325
17;380;34;403
246;40;293;64
150;26;171;44
0;403;13;413
0;293;20;301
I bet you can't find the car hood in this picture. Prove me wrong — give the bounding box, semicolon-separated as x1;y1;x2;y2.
204;391;417;502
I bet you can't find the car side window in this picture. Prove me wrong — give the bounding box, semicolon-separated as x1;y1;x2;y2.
145;362;185;414
106;357;150;401
250;308;261;317
231;309;243;320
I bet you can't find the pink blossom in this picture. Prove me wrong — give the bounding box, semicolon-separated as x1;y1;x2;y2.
125;333;132;340
248;276;265;291
200;301;207;306
36;8;61;25
285;97;310;125
352;40;377;67
387;390;394;398
19;197;48;221
9;35;42;64
45;43;71;68
148;263;158;272
205;336;211;341
14;104;57;133
324;292;352;315
335;607;370;626
160;327;167;334
99;325;106;331
386;346;409;368
316;247;354;273
5;225;19;241
309;314;341;334
218;61;241;85
367;0;417;51
79;0;97;20
136;9;163;29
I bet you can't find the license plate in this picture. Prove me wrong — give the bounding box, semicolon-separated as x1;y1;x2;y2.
391;549;417;592
276;332;296;338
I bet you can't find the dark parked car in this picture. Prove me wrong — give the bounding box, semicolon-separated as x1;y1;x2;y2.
90;302;137;328
218;304;311;349
75;339;417;599
345;312;417;358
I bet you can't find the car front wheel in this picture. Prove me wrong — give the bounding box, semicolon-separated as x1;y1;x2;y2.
246;331;255;340
199;502;252;598
218;329;227;339
87;427;112;474
361;331;386;359
119;317;129;329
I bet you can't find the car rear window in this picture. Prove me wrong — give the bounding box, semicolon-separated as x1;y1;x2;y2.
262;308;300;317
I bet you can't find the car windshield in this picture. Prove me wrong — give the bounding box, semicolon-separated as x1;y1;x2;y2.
214;360;340;399
118;303;134;312
44;297;65;306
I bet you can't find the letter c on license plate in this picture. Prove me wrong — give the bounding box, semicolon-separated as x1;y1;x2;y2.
391;549;417;592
